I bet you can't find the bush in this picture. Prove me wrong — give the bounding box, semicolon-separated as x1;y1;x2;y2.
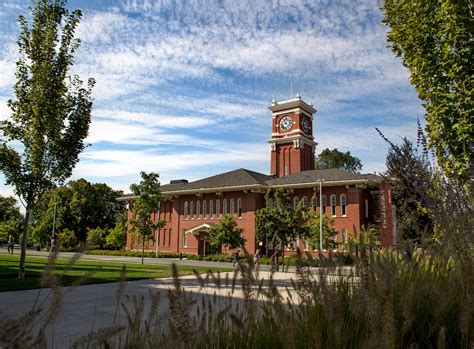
86;227;107;249
85;249;187;259
57;228;77;250
105;222;127;250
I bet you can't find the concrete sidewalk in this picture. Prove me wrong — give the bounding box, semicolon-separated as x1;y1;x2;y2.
0;268;317;348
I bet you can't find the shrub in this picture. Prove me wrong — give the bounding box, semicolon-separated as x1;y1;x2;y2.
105;222;127;250
86;227;107;249
57;228;77;250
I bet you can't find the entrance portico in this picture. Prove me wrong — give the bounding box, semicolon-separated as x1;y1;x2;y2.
184;223;215;256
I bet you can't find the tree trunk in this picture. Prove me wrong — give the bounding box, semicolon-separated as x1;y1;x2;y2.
18;207;31;279
141;237;145;265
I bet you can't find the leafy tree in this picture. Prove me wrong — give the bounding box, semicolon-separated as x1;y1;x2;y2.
315;148;362;173
0;196;23;243
0;0;94;278
129;172;166;264
207;215;244;253
303;211;337;251
57;228;77;250
86;227;107;250
30;179;125;245
381;0;473;181
255;188;306;251
377;130;434;243
106;221;127;250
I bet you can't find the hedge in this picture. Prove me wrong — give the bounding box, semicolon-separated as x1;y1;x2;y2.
85;249;187;259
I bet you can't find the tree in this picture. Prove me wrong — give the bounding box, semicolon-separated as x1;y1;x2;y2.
381;0;473;181
207;215;244;253
315;148;363;173
86;227;107;250
106;221;127;250
0;0;94;278
0;196;23;243
57;228;77;250
255;188;306;251
30;179;125;246
377;130;434;243
129;172;166;264
303;211;337;251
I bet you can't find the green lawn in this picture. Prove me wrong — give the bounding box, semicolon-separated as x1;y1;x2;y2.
0;254;231;292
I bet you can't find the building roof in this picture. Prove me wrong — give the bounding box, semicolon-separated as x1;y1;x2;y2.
119;168;382;200
267;168;382;187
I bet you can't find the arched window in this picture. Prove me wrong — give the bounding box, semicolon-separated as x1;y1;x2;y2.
230;198;235;215
302;196;308;208
196;200;201;219
293;196;299;209
330;194;336;216
237;198;242;218
209;200;214;218
216;199;220;218
190;201;194;219
321;195;326;215
268;198;274;209
184;201;188;219
202;200;207;219
223;199;227;215
311;196;317;212
340;194;347;216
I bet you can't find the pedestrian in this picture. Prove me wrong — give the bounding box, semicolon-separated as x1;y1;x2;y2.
7;235;15;254
253;250;260;272
232;249;240;267
49;236;57;257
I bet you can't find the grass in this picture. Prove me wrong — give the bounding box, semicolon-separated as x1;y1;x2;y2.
0;254;232;292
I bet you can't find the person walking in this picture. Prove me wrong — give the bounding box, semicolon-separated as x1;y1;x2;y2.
7;235;15;254
232;249;240;267
253;250;260;272
49;236;57;257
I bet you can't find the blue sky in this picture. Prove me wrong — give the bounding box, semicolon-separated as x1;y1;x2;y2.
0;0;424;197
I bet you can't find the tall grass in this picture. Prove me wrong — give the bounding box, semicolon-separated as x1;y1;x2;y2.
0;245;472;348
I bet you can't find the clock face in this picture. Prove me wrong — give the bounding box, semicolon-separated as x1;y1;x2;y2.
301;117;310;132
279;116;293;131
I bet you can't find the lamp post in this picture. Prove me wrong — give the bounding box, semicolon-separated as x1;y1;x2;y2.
318;179;324;255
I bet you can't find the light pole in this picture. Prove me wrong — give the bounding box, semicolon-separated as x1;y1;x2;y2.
51;202;57;238
318;179;324;255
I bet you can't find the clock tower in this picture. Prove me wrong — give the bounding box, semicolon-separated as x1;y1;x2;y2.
268;95;317;177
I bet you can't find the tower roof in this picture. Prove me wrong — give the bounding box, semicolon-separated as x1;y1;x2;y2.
268;95;316;115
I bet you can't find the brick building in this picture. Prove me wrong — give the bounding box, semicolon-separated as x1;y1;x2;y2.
123;96;393;255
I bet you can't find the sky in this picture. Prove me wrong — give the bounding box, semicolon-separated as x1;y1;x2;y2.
0;0;424;199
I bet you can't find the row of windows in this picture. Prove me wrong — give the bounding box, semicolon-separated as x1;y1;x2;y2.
268;194;348;217
183;198;242;220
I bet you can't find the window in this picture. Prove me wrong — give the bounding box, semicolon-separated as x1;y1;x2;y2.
365;199;369;218
190;201;194;219
268;198;274;209
321;195;326;215
184;201;188;219
330;194;336;216
223;199;227;215
216;199;220;217
237;198;242;218
340;194;347;216
293;196;299;209
162;229;166;246
196;201;201;219
209;200;214;218
302;196;308;209
311;196;317;211
168;229;171;246
230;198;235;215
203;200;207;218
